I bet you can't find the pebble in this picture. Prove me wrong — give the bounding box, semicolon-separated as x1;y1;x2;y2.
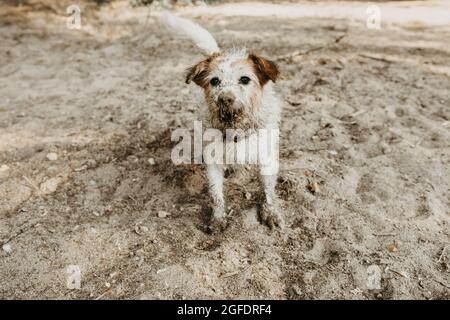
40;177;61;194
328;150;338;156
158;210;170;218
46;153;58;161
134;225;149;235
291;285;302;296
74;165;87;172
92;211;101;217
2;244;12;254
148;158;156;166
86;159;97;169
388;244;398;253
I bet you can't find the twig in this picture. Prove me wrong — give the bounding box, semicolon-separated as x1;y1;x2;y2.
221;271;239;278
275;33;346;62
433;279;450;289
22;176;40;192
373;233;397;237
1;222;41;246
95;288;112;300
438;245;449;263
349;109;367;117
220;266;251;279
389;269;408;278
358;54;393;63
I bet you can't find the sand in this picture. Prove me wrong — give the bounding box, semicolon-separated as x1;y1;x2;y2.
0;0;449;299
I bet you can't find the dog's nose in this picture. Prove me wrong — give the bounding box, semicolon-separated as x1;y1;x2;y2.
218;92;235;107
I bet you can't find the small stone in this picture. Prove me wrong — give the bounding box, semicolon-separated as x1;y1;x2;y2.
245;192;252;200
74;165;87;172
105;282;111;288
292;284;302;296
40;177;61;195
148;158;156;166
158;210;170;218
86;159;97;169
2;244;12;253
46;153;58;161
328;150;338;156
388;244;397;253
134;225;149;235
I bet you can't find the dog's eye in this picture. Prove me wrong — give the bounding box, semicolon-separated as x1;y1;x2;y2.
239;76;251;85
210;77;220;86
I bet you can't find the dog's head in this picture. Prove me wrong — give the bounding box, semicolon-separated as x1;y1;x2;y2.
186;50;279;129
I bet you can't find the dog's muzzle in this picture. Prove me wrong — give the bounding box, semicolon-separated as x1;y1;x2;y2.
217;92;235;109
217;92;241;124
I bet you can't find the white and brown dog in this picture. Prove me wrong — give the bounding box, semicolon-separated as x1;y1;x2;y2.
162;12;283;230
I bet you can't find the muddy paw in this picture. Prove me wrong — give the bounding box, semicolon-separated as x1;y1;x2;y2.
258;202;285;230
208;217;228;234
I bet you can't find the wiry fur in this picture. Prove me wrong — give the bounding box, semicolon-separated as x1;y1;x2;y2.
161;13;284;230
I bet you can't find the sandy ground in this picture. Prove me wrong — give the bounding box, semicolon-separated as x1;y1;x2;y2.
0;0;449;299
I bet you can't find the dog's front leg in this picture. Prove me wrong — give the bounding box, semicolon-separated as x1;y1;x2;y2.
259;169;284;229
206;163;226;222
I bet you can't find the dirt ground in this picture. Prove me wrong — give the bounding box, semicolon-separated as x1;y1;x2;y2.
0;0;449;299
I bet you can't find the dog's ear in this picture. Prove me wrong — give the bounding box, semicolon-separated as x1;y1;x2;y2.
249;53;280;86
186;54;219;87
186;60;209;87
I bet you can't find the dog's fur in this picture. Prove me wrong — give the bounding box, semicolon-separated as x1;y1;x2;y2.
161;13;284;229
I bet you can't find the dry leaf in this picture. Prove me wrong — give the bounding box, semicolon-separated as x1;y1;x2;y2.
388;244;397;252
307;181;320;194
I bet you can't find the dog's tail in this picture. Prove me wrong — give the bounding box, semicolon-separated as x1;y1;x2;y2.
160;11;220;55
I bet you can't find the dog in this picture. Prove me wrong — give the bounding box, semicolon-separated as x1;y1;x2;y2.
161;12;284;230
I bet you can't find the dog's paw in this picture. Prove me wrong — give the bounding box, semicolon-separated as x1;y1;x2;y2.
258;202;285;230
205;205;227;234
208;217;228;234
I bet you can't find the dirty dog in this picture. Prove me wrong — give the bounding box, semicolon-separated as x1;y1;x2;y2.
161;13;283;230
